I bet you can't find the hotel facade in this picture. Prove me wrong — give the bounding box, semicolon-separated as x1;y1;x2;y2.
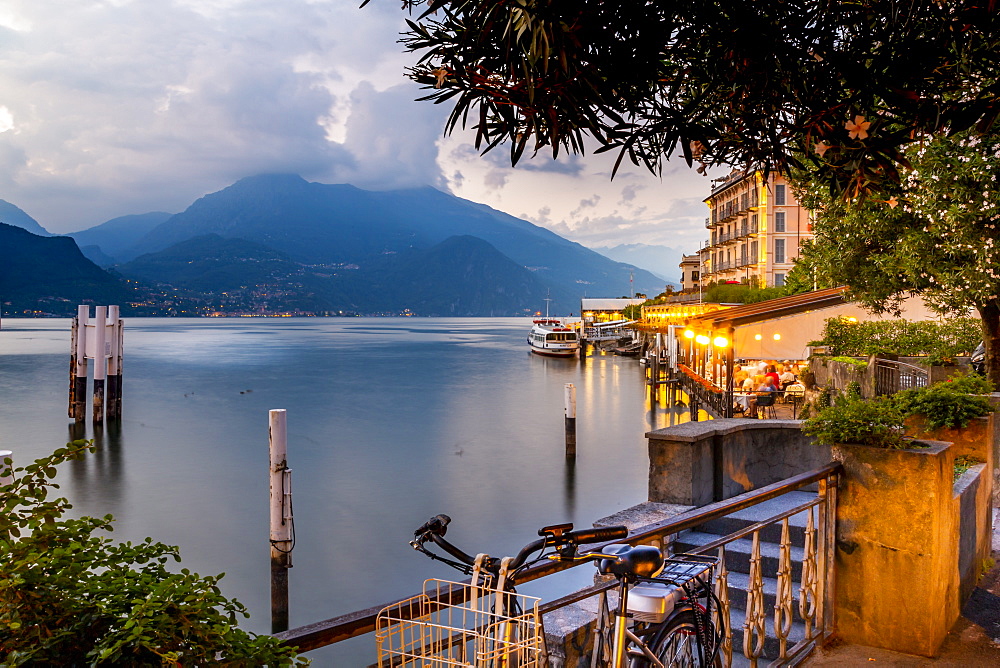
697;169;813;288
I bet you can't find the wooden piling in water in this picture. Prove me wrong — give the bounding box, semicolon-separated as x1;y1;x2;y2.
106;305;122;420
73;306;88;422
69;316;78;419
270;409;293;633
92;306;107;424
564;383;577;458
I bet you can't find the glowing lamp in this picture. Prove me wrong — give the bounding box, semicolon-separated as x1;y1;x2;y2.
695;334;710;345
713;336;729;348
684;329;695;339
773;334;781;341
754;334;762;341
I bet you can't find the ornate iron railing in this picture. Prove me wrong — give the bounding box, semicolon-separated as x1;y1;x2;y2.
275;465;841;668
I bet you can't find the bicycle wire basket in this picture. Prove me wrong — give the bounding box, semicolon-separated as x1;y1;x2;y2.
376;578;545;667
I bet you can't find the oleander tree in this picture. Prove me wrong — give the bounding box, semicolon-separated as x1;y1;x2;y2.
795;129;1000;387
376;0;1000;198
0;443;306;666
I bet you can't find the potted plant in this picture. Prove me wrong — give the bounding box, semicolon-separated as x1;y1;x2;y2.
802;393;959;656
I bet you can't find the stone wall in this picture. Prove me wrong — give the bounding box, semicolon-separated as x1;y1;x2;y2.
646;419;830;505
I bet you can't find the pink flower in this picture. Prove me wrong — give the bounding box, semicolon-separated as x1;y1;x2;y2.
845;115;872;140
815;142;832;157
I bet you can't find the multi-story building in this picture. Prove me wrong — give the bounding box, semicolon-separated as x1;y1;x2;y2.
697;169;812;287
678;254;701;292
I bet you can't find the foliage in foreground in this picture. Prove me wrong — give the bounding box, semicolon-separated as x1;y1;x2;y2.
802;395;907;449
894;373;994;430
0;442;305;667
804;373;995;447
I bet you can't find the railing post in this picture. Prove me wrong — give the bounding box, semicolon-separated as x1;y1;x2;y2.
817;472;838;641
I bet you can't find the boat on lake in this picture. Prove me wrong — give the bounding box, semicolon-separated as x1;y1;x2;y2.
527;318;580;357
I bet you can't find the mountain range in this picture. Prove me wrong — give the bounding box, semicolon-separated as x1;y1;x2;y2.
0;175;668;316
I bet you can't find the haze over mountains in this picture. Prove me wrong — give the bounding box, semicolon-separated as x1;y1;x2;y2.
1;175;670;316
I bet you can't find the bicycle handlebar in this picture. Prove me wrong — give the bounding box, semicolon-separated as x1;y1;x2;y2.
410;515;629;580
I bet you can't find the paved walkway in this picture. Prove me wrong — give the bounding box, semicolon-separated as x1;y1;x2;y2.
806;511;1000;666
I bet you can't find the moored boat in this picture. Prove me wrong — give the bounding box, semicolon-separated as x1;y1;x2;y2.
527;318;580;357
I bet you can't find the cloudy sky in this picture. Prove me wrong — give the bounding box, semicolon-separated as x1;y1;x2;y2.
0;0;721;249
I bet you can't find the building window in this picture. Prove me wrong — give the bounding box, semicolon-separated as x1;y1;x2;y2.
692;271;699;281
751;240;758;259
775;272;786;286
775;238;786;263
775;211;786;232
775;184;786;206
751;213;758;231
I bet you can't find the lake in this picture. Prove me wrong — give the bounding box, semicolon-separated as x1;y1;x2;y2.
0;317;691;664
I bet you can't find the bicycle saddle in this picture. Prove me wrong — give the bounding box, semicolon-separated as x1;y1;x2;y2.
597;544;664;579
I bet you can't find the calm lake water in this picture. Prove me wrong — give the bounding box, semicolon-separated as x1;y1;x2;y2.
0;317;691;664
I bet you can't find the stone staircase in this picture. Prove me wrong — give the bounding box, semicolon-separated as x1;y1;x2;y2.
671;490;816;666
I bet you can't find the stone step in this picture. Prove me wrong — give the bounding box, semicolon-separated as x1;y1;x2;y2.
673;531;805;581
696;491;817;545
723;570;802;612
726;605;808;662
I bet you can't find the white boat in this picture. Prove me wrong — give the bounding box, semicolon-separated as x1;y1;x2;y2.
527;318;580;357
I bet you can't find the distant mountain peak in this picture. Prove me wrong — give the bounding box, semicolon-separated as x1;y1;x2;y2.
0;200;50;236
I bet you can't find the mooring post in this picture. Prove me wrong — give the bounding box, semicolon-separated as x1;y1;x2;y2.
115;310;124;419
0;450;12;489
92;306;107;424
73;305;89;422
650;351;660;404
69;316;78;419
564;383;577;458
269;409;293;633
106;305;121;420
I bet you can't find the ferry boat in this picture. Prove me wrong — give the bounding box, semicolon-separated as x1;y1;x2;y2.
527;318;580;357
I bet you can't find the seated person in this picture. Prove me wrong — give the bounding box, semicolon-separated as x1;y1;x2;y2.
779;367;797;390
764;365;781;389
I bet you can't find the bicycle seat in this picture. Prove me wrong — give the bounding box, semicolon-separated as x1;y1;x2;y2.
597;544;664;579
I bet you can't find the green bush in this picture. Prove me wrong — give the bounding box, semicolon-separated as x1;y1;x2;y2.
818;316;980;360
803;395;907;448
844;381;863;401
0;443;305;667
893;373;994;429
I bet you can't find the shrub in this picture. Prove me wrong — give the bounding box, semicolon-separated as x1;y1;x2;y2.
803;395;907;448
844;380;863;401
818;316;980;360
0;443;305;667
893;373;994;429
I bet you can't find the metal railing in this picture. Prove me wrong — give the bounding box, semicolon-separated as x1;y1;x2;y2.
874;358;929;396
275;465;841;667
677;363;729;418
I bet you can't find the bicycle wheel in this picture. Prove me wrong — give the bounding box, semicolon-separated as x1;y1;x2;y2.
629;609;721;668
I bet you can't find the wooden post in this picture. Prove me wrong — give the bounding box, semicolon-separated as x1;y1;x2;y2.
650;351;660;404
92;306;107;424
106;306;121;420
0;450;12;489
115;312;124;418
69;316;78;419
269;409;293;633
564;383;577;458
74;306;88;422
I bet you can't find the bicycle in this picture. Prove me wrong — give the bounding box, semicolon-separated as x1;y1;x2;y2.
376;514;722;667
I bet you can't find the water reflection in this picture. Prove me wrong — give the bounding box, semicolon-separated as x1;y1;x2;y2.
68;420;126;510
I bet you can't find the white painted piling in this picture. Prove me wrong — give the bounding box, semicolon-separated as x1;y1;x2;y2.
269;409;293;633
564;383;577;458
107;305;122;420
92;306;107;424
73;306;89;421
